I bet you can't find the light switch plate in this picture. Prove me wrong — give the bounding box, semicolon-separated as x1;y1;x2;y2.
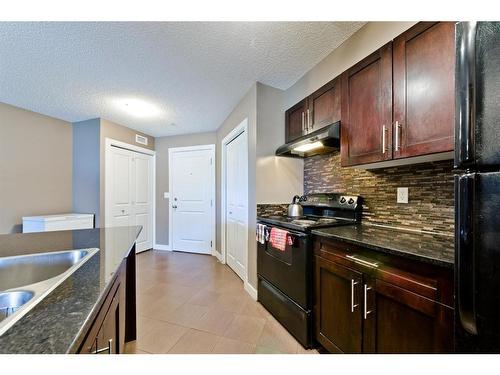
163;192;170;199
397;187;409;204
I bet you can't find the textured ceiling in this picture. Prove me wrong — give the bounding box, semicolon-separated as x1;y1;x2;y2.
0;22;365;137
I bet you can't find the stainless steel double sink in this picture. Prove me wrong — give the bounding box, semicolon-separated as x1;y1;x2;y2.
0;248;99;336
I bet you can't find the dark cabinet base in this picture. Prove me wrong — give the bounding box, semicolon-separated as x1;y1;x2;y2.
314;236;453;354
77;244;136;354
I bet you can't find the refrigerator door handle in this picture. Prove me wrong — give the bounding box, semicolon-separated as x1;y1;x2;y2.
455;22;477;168
456;173;478;335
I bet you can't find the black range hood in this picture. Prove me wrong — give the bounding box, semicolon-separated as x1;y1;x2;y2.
275;121;340;158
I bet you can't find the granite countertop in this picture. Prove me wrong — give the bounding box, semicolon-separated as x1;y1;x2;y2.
312;224;454;268
0;226;141;354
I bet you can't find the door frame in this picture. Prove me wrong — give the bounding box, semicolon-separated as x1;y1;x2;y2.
168;144;216;254
104;138;156;252
220;118;249;282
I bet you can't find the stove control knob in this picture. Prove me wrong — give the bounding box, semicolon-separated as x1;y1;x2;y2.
339;197;347;204
348;198;355;205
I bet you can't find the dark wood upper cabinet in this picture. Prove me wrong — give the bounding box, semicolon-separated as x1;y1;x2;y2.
341;43;393;166
285;78;341;143
393;22;455;159
308;78;341;133
315;255;363;353
285;99;307;143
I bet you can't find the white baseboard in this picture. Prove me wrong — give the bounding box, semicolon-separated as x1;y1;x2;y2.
154;243;171;251
214;251;225;263
244;281;258;301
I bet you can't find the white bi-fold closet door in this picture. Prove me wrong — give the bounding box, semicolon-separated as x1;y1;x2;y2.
106;145;154;253
224;124;248;281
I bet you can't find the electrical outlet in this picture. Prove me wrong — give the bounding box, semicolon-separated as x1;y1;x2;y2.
397;187;409;204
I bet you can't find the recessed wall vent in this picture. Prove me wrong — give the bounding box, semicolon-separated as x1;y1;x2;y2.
135;134;148;145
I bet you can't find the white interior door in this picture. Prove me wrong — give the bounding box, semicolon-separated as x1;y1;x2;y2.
108;147;134;229
107;145;154;253
170;146;215;254
225;130;248;280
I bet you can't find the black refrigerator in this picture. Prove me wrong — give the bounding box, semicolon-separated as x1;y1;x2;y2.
455;21;500;353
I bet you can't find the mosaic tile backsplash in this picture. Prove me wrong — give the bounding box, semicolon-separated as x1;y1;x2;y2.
257;204;288;217
303;152;455;235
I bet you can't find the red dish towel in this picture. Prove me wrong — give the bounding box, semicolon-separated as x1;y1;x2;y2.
270;228;292;252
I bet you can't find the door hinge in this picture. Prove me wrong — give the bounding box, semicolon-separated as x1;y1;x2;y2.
211;199;213;207
210;157;213;165
210;241;213;248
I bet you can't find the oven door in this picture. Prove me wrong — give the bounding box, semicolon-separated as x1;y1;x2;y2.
257;224;311;309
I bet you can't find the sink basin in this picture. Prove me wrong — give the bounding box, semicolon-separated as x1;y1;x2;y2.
0;291;34;323
0;250;90;291
0;248;99;336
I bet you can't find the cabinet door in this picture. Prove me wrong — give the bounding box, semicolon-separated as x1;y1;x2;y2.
393;22;455;158
341;43;393;166
308;78;341;133
95;293;119;354
363;278;453;353
285;99;307;143
314;256;363;353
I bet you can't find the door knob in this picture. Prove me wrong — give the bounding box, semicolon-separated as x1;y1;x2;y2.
121;209;125;213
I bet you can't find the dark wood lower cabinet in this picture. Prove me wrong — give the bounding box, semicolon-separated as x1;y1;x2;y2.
314;237;454;354
79;274;121;354
364;279;453;353
77;246;136;354
315;256;363;353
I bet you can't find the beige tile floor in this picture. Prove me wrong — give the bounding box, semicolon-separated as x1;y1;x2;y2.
124;250;319;354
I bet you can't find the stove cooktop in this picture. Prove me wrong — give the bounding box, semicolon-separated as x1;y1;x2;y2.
258;215;356;232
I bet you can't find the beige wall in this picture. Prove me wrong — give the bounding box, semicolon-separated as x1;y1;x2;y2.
0;102;73;234
216;83;258;287
285;22;417;108
155;132;217;246
99;118;155;228
256;82;303;204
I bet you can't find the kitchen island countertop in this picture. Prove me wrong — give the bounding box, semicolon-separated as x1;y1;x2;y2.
0;226;140;354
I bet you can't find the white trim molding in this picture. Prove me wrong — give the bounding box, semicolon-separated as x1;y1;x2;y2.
168;144;216;254
154;243;171;251
244;281;258;301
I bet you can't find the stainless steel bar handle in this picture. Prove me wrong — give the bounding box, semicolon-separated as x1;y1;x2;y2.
351;279;359;312
346;254;379;268
364;285;372;319
302;111;305;132
94;339;113;354
395;121;401;151
455;22;477;168
307;109;312;131
382;125;387;154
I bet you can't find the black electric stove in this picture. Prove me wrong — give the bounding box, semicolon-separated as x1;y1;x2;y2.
258;216;354;232
257;193;362;349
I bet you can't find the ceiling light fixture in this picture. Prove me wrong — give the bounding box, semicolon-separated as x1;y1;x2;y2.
114;98;163;119
293;141;324;153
